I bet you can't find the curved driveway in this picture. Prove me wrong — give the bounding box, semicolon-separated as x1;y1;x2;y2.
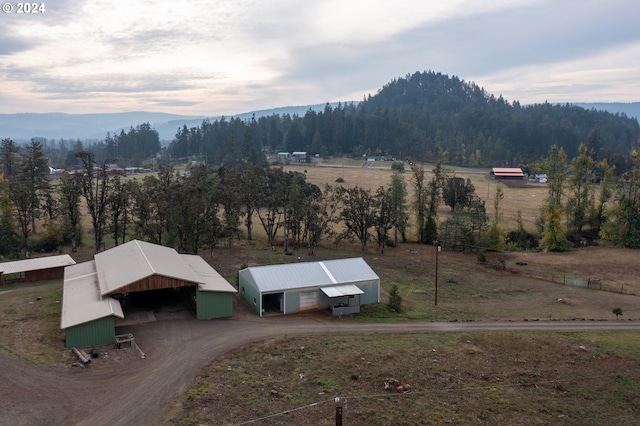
2;302;640;426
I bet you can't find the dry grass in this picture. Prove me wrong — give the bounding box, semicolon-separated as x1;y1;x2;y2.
171;331;640;425
284;161;547;232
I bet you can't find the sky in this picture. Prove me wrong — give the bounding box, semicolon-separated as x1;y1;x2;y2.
1;0;639;116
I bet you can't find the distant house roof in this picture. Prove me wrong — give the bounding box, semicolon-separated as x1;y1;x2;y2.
491;167;524;177
60;260;124;329
94;240;202;295
0;254;76;275
239;258;379;293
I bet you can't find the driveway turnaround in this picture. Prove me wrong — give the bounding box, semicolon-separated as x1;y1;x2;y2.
1;302;640;426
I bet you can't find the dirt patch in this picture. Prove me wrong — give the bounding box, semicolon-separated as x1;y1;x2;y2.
499;179;545;188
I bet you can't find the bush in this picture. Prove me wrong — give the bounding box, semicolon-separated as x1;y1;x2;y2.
388;284;402;313
391;162;405;173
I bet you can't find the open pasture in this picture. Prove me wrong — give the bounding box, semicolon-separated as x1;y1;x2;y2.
284;161;548;232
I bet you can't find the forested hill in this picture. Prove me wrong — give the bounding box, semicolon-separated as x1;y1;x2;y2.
167;71;639;168
357;71;639;165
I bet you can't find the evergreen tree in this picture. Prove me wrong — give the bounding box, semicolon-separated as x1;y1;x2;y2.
22;138;51;233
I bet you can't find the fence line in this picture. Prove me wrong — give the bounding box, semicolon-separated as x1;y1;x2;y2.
517;268;636;296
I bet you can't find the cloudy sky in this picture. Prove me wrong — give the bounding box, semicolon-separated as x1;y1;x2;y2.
1;0;639;116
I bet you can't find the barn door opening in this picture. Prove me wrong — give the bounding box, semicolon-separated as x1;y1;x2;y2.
262;292;284;315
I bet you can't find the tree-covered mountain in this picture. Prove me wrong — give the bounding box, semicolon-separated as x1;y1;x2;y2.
167;71;640;168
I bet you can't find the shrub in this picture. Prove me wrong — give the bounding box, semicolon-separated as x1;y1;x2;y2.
391;162;405;173
388;284;402;313
613;307;623;319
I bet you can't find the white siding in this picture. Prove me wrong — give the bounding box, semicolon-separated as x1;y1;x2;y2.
299;291;318;311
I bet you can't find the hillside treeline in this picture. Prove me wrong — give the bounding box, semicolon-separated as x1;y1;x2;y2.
11;71;639;175
165;71;640;169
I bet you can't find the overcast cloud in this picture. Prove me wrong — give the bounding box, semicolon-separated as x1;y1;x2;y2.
1;0;639;115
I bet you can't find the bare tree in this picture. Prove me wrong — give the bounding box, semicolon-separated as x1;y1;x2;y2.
76;151;111;253
59;171;83;252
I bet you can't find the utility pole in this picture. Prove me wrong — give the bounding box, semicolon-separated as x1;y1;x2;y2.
335;397;343;426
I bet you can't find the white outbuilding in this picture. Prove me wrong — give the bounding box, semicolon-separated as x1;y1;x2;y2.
238;257;380;316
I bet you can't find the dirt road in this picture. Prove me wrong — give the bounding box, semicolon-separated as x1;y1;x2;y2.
2;300;640;426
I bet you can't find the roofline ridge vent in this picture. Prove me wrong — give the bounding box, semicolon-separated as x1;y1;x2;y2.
134;240;156;274
318;261;338;284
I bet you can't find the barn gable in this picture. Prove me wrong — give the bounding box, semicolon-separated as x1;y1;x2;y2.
61;241;236;348
95;240;202;295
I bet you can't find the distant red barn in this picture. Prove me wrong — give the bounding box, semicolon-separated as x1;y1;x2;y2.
490;167;525;180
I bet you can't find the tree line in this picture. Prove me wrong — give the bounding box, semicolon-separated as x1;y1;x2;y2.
23;72;638;177
4;133;640;261
0;137;411;257
165;71;639;172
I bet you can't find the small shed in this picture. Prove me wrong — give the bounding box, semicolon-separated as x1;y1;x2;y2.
0;254;76;285
238;257;379;317
490;167;525;180
60;240;236;348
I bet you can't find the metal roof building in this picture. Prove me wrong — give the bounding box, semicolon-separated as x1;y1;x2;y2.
490;167;525;180
238;258;379;317
0;254;76;284
61;240;236;348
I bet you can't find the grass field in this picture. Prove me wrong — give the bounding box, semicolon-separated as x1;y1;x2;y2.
169;330;640;425
3;159;640;424
283;160;548;233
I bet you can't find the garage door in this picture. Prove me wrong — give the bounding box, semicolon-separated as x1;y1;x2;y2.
299;291;318;311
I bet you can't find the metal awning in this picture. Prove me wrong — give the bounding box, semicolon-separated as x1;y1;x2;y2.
320;284;364;298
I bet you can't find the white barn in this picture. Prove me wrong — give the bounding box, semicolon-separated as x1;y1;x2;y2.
238;258;380;316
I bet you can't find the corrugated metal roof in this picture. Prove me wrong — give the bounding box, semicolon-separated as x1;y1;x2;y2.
60;261;124;329
491;167;524;175
180;255;237;293
0;254;76;275
320;284;365;298
322;258;379;283
239;257;379;293
94;240;203;295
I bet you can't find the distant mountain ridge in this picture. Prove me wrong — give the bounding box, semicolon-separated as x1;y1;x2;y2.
0;104;344;142
1;101;638;143
572;102;640;121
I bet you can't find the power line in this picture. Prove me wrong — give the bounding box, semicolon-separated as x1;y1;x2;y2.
231;398;334;426
228;373;619;424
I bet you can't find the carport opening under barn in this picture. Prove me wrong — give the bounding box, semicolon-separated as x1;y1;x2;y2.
60;240;236;348
238;258;380;317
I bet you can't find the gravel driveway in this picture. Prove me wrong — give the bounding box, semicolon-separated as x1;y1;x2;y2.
2;298;640;426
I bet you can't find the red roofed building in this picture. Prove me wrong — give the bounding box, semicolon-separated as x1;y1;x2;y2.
490;167;525;180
